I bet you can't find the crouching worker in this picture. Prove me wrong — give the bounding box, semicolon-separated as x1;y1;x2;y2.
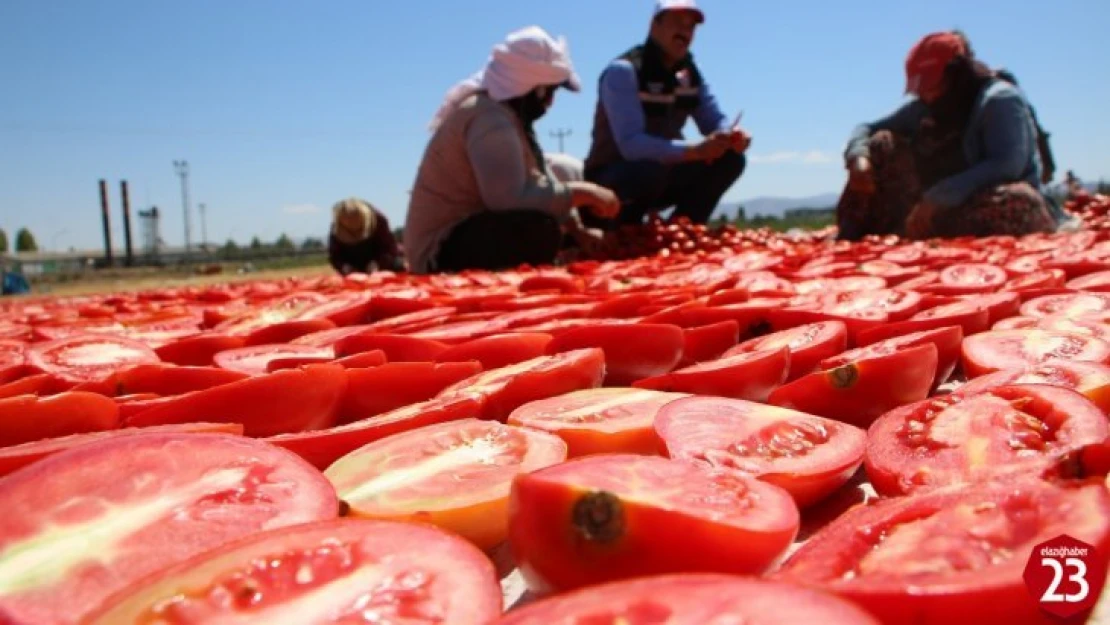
403;26;620;274
836;32;1056;241
328;198;404;275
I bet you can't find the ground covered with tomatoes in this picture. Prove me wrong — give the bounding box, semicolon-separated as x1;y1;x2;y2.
2;195;1110;624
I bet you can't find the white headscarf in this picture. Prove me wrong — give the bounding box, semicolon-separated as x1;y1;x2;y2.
428;25;581;132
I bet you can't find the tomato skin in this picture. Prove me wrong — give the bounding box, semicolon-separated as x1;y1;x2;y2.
333;333;449;362
436;332;554;370
214;344;333;376
107;364;248;397
835;325;963;391
86;519;502;625
855;304;989;344
546;323;684;386
677;320;740;367
633;346;789;402
769;343;938;428
125;364;348;436
956;359;1110;413
0;432;338;625
865;385;1109;496
0;392;119;447
508;454;799;593
339;361;482;424
656;397;866;508
496;574;881;625
154;333;246;366
961;329;1110;378
727;321;849;381
774;480;1110;625
327;419;567;550
0;422;243;478
0;373;74;400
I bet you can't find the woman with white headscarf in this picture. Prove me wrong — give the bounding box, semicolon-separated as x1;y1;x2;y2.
403;26;620;274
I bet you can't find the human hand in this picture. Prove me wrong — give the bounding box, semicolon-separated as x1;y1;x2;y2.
905;200;938;239
847;156;876;194
572;227;606;256
570;182;620;219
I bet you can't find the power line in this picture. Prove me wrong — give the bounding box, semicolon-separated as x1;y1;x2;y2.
550;128;572;153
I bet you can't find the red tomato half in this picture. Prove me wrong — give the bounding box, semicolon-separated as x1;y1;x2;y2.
633;346;789;402
0;433;338;625
546;323;684;386
333;333;449;362
87;519;502;625
726;321;848;381
856;302;989;344
1067;270;1110;292
678;320;740;366
497;574;880;625
154;333;246;366
656;397;865;508
769;343;937;428
267;394;481;470
508;387;689;457
440;348;606;421
0;422;243;478
774;479;1110;625
339;361;482;424
956;359;1110;413
326;419;566;550
125;364;347;436
866;385;1109;496
108;363;248;396
1021;292;1110;318
214;344;332;376
0;392;119;447
26;334;161;384
509;454;799;593
960;329;1110;378
831;325;963;390
933;263;1007;294
436;332;553;370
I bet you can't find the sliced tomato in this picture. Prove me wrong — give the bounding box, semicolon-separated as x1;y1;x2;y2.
0;432;338;625
108;363;248;396
656;397;865;508
1013;315;1110;342
0;392;118;447
508;454;799;593
87;519;500;625
1002;268;1067;292
545;323;683;386
588;293;653;319
333;333;449;362
957;291;1020;326
1067;270;1110;292
833;325;963;390
507;387;688;457
154;333;247;366
769;343;937;428
125;364;347;436
0;422;243;478
326;419;566;550
436;332;553;370
956;359;1110;413
774;479;1110;625
633;346;789;402
930;263;1007;294
339;361;481;424
961;329;1110;378
440;349;606;422
0;373;75;399
213;291;329;336
267;395;481;470
26;334;161;384
214;344;333;376
1021;292;1110;318
676;320;739;367
726;321;848;381
497;574;881;625
290;291;374;327
856;302;990;344
866;385;1109;496
288;324;375;348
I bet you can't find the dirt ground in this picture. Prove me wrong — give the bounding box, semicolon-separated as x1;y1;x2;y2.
26;264;334;298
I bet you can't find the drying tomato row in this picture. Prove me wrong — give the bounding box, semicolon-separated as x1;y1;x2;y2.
2;203;1110;624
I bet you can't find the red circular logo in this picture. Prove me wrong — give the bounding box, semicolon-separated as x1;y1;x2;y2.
1023;534;1107;621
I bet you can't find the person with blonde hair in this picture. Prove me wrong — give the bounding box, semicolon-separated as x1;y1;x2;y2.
327;197;403;275
403;26;620;274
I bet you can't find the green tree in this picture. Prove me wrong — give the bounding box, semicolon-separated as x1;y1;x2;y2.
220;239;239;260
250;236;263;250
15;228;37;252
274;233;295;251
301;237;325;251
0;229;7;253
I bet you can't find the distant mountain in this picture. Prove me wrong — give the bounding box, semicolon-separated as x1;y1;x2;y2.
715;193;840;220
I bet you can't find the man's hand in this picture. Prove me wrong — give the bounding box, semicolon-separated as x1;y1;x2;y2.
569;182;621;220
571;227;606;257
905;200;938;239
847;156;876;194
686;133;731;162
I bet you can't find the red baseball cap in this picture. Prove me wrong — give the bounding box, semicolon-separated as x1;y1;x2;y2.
905;32;968;96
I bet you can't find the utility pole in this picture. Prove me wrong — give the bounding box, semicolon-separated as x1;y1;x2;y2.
199;202;208;250
173;160;192;256
550;128;572;153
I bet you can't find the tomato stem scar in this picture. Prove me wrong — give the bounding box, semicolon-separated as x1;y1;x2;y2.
572;490;625;544
828;364;859;389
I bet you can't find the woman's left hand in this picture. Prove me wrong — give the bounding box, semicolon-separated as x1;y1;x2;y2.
905;201;938;240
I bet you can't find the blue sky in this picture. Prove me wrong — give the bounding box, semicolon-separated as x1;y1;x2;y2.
2;0;1108;251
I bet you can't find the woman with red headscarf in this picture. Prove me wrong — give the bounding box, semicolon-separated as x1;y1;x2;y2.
835;32;1058;241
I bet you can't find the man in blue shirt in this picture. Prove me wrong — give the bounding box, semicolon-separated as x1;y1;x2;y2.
582;0;751;229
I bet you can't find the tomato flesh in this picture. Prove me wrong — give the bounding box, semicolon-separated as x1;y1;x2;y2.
956;359;1110;413
27;334;161;384
546;323;684;386
960;329;1110;378
633;346;789;402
